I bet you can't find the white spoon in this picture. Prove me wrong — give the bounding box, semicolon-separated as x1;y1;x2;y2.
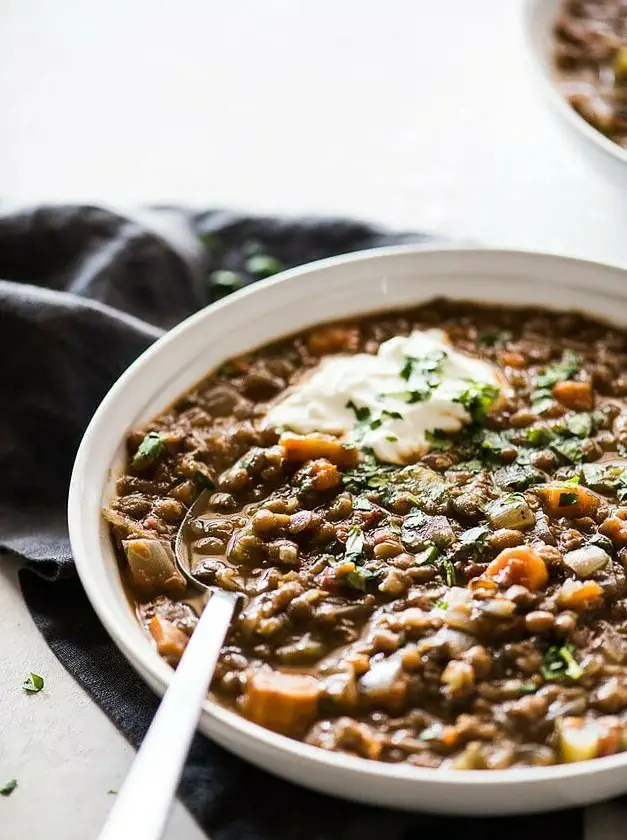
98;491;241;840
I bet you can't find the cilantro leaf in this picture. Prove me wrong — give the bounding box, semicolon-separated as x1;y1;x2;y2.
344;525;365;565
536;350;581;389
455;381;500;423
132;432;167;468
0;779;17;797
209;269;244;297
439;556;457;586
540;644;583;681
346;400;371;423
345;567;378;591
565;413;592;439
558;491;579;507
477;329;511;348
460;525;490;545
494;464;545;491
22;673;44;693
425;429;453;451
245;254;284;278
550;437;584;464
524;426;554;447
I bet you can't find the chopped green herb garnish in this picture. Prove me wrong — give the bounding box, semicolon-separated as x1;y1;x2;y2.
382;409;403;420
245;254;284;278
477;329;510;348
346;400;371;423
580;462;627;500
434;599;448;610
460;525;490;545
414;543;440;564
399;350;446;402
0;779;17;797
518;683;537;695
525;426;554;447
565;413;592;439
198;232;220;249
218;361;237;377
400;350;446;381
345;566;378;592
439;556;457;586
22;673;44;693
449;458;484;473
194;471;215;491
558;491;578;507
455;381;499;423
531;390;555;415
209;269;244;294
540;644;583;682
132;432;167;468
536;350;581;390
494;464;544;491
424;429;453;451
550;437;584;464
385;434;398;442
344;525;365;565
588;533;614;555
352;497;375;512
480;429;512;458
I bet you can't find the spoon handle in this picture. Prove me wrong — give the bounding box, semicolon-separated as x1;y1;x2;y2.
98;589;237;840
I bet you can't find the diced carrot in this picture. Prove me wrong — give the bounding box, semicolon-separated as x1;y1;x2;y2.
498;350;526;369
336;718;383;760
240;670;322;735
484;546;549;591
599;509;627;546
597;725;622;757
306;325;359;356
280;432;358;468
148;615;188;666
309;458;342;491
557;579;603;611
552;380;594;412
363;678;408;714
534;484;600;519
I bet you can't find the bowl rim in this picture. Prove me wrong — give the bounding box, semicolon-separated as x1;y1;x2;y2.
68;242;627;793
522;0;627;167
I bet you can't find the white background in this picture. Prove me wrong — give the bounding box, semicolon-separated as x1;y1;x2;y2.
1;1;626;838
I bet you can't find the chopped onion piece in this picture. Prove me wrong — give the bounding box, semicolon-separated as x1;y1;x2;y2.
123;538;186;596
559;721;600;763
487;495;535;530
359;655;402;692
563;546;610;578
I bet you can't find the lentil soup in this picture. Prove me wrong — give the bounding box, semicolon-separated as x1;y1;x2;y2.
553;1;627;147
105;300;627;771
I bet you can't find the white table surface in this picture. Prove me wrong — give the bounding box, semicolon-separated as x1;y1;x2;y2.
1;1;626;838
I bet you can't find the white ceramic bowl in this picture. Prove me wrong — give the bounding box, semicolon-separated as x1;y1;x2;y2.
524;0;627;189
69;246;627;815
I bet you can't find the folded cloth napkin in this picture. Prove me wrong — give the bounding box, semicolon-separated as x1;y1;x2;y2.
0;204;583;839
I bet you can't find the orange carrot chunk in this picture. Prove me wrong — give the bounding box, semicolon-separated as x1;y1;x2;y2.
599;509;627;546
534;484;599;519
280;432;358;468
240;670;322;736
306;325;359;356
557;579;603;611
148;615;189;666
485;546;549;591
552;380;594;412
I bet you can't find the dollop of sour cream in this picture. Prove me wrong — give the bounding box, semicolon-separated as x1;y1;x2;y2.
266;329;502;464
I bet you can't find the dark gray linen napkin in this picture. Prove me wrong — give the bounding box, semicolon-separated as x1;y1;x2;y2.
0;204;582;839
